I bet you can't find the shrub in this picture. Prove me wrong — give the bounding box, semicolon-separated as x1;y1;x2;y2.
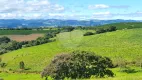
96;28;106;34
83;32;94;36
120;67;137;73
19;61;25;69
106;26;117;32
1;63;6;68
41;51;114;79
62;26;75;32
96;26;117;34
0;36;11;44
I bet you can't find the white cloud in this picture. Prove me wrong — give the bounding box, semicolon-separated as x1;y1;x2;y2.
92;11;112;19
89;4;130;9
89;4;109;9
93;11;111;15
48;13;65;17
92;11;142;20
0;0;65;19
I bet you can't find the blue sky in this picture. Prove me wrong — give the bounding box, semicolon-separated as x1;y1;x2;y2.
0;0;142;20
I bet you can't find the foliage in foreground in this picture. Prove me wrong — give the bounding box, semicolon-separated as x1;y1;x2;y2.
41;51;114;79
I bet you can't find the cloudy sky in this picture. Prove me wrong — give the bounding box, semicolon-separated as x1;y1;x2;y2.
0;0;142;20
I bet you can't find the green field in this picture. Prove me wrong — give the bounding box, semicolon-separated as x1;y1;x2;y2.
0;30;55;35
0;68;142;80
97;22;142;30
0;23;142;80
1;28;142;71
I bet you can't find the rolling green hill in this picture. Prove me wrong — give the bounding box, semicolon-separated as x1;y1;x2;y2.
1;28;142;72
98;22;142;30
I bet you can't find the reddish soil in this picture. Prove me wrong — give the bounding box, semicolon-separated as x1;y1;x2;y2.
1;34;44;42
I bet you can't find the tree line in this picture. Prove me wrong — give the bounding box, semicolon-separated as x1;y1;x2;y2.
83;26;117;36
0;27;75;55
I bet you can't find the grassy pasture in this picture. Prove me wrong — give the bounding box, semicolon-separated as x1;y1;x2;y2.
1;28;142;72
0;68;142;80
0;30;54;35
0;22;142;80
97;22;142;30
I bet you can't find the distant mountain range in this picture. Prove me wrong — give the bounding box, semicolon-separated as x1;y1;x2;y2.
0;19;140;28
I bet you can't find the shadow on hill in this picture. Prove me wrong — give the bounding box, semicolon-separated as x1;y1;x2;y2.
24;68;31;70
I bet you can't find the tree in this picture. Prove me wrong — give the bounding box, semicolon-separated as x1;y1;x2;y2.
19;61;25;70
62;26;75;32
41;51;114;79
1;62;7;71
106;26;117;32
83;32;94;36
0;36;11;44
96;28;106;34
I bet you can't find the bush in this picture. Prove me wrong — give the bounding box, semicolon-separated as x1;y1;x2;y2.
0;36;11;44
96;28;106;34
41;51;114;79
1;62;6;68
62;26;75;32
19;61;25;70
106;26;117;32
96;26;117;34
83;32;94;36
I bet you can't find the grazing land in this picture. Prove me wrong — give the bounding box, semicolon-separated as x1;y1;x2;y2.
1;28;142;71
0;22;142;80
0;68;142;80
97;22;142;30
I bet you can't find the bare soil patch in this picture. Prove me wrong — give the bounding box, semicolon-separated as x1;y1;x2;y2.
0;34;44;42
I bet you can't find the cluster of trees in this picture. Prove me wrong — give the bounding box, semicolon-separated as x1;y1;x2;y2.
0;31;59;55
0;26;76;55
0;36;11;44
96;26;117;34
41;51;114;79
0;40;22;54
83;26;117;36
0;28;33;30
59;26;75;32
23;32;57;47
83;32;94;36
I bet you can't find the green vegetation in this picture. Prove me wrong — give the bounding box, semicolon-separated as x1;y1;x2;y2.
0;73;44;80
0;22;142;80
19;61;25;70
1;28;142;72
83;32;94;36
41;51;114;79
96;26;117;34
0;36;11;44
0;30;55;35
0;68;142;80
97;22;142;30
0;31;59;54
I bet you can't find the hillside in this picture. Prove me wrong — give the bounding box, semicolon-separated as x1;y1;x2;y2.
1;28;142;72
98;22;142;30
